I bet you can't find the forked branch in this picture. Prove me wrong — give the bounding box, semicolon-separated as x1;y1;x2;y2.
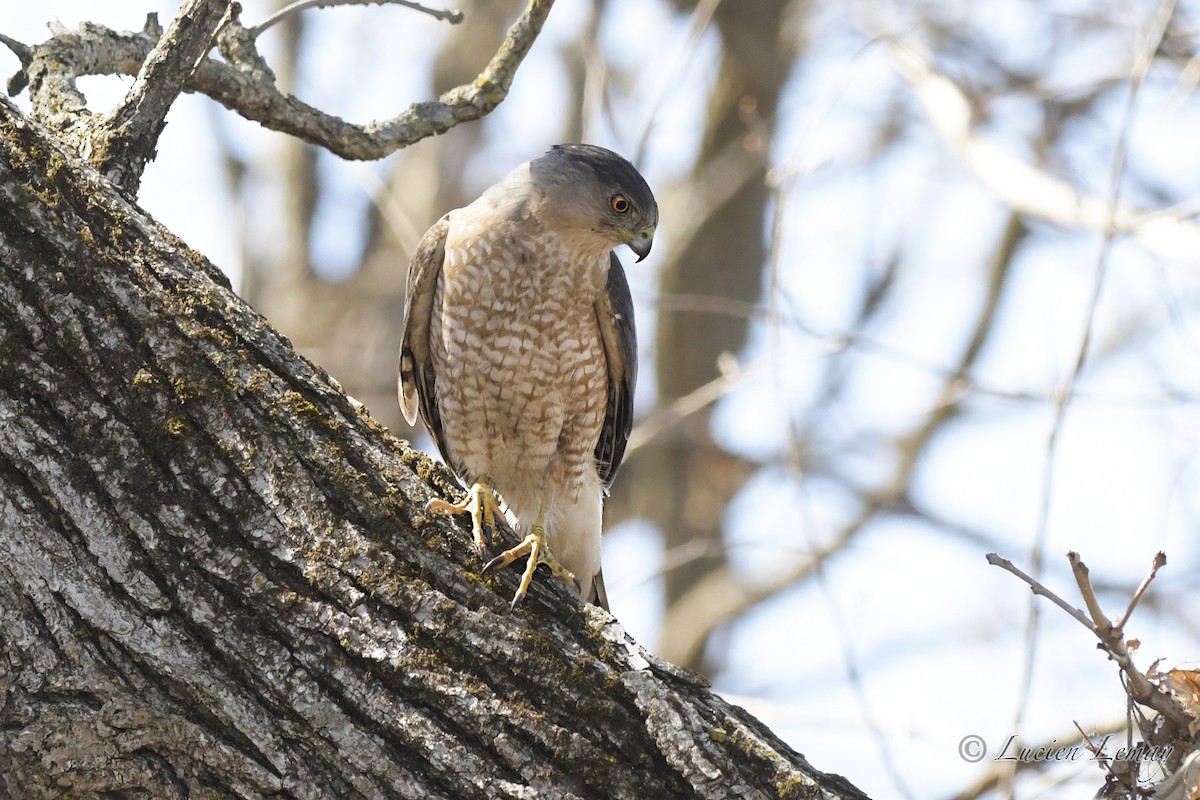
7;0;551;179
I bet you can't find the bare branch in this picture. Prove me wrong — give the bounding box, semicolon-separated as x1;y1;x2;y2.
90;0;231;192
985;552;1093;628
250;0;464;39
989;551;1195;735
1116;551;1166;631
0;32;32;94
0;32;31;65
15;0;553;164
1068;551;1111;629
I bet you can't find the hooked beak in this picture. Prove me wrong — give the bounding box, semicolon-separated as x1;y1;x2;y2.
626;230;654;262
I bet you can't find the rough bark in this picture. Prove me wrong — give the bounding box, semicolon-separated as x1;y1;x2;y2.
0;98;869;799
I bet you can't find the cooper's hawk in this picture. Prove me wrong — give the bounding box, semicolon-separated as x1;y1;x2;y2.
399;144;658;610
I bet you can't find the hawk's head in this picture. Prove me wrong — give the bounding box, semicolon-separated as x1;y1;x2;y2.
530;144;658;262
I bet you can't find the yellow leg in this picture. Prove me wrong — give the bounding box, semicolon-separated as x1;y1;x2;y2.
426;480;496;551
482;496;575;609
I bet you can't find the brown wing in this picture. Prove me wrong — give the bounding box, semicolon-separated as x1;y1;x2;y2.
398;213;453;465
593;252;637;489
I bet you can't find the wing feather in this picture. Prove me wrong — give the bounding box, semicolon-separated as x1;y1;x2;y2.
398;214;453;464
594;253;637;489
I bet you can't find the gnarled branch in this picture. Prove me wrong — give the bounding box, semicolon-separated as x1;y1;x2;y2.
12;0;552;168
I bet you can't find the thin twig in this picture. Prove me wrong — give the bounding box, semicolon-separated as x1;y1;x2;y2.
251;0;463;38
633;0;721;166
1116;551;1166;632
1068;551;1110;629
985;553;1093;629
1073;721;1106;761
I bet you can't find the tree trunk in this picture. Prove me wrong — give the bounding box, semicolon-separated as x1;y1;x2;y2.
0;98;867;800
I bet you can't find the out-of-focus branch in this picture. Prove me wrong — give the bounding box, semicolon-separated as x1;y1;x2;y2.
623;0;796;675
250;0;464;38
663;131;768;257
12;0;552;163
1001;5;1176;777
657;213;1024;669
886;35;1200;267
624;340;846;457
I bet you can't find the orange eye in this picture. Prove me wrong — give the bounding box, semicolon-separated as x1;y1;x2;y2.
610;194;631;214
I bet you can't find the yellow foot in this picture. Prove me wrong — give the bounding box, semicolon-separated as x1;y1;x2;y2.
482;523;576;610
426;480;497;552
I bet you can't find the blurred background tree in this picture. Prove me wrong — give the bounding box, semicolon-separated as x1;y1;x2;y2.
11;0;1200;796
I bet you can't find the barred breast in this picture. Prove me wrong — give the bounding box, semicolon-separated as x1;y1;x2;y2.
429;210;610;581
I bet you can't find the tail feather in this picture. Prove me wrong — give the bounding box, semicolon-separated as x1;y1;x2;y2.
586;568;609;611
